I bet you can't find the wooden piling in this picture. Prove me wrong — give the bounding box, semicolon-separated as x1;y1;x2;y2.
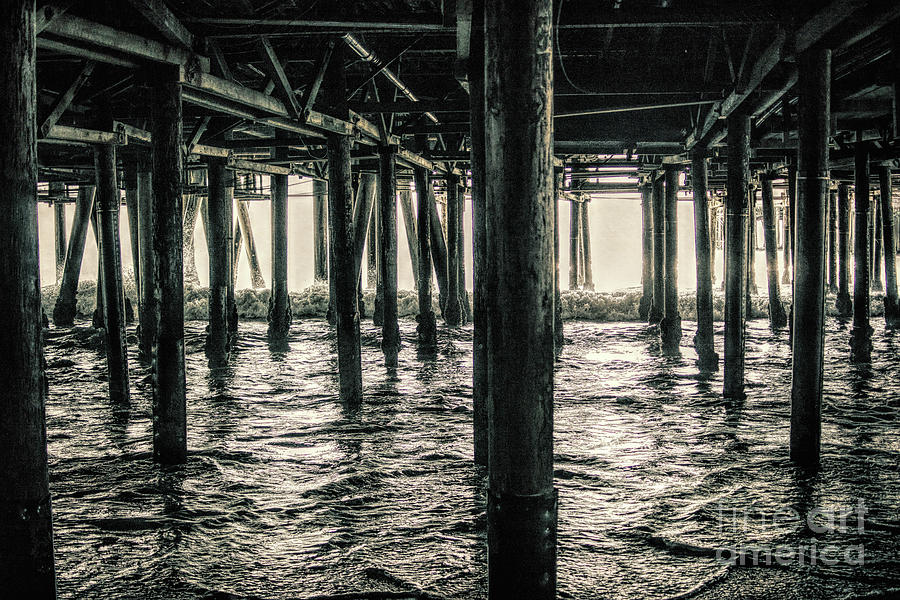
373;189;384;326
873;197;883;292
569;200;581;290
827;189;838;292
0;1;57;592
691;154;718;369
879;166;899;326
95;143;131;403
400;189;419;289
638;183;653;320
761;175;788;328
787;159;797;280
782;188;792;284
790;48;830;469
90;203;105;329
206;158;230;356
379;147;401;367
470;0;488;467
710;201;718;285
313;179;328;283
553;170;564;352
650;175;666;324
850;142;873;363
124;165;141;306
351;174;376;278
445;174;463;326
428;184;450;314
182;194;201;287
724;112;749;400
485;1;556;597
747;188;758;301
267;157;291;341
323;43;362;403
137;158;157;354
660;166;682;354
367;185;378;289
836;183;853;317
236;199;265;288
415;168;438;347
457;183;470;322
52;182;67;283
580;198;594;291
150;68;187;464
53;186;94;326
224;172;238;334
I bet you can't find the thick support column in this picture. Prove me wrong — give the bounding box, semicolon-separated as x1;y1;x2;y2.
873;197;883;292
182;194;200;287
137;159;156;354
236;200;265;288
90;204;104;329
836;183;853;316
206;158;230;356
445;175;464;326
787;159;797;280
150;70;187;464
485;1;556;597
879;166;899;326
650;175;666;324
724;113;750;400
638;183;653;320
710;202;718;285
568;200;580;289
399;189;419;289
790;48;830;469
415;169;437;347
660;166;682;354
373;191;383;326
691;154;718;369
379;147;401;366
747;189;758;300
325;44;363;404
267;167;291;341
351;174;376;278
580;199;594;290
553;170;564;352
52;182;67;283
313;179;328;283
95;143;130;403
470;0;489;467
828;189;838;292
53;186;94;326
850;143;873;363
0;1;57;593
761;175;788;328
428;186;449;313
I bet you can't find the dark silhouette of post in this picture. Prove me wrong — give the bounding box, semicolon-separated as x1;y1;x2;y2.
691;154;718;369
850;142;873;363
650;175;665;324
150;68;187;464
879;166;899;326
790;49;830;469
52;182;67;282
485;1;557;597
95;142;130;403
206;158;230;356
873;197;883;292
445;175;463;326
836;183;853;316
828;188;838;292
761;174;788;328
267;154;291;341
313;179;328;282
724;112;749;400
660;165;681;354
639;183;653;320
415;169;437;347
379;146;400;367
0;1;57;593
568;200;581;289
53;186;95;326
580;199;593;290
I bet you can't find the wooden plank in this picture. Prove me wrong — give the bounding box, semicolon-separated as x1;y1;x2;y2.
45;125;122;145
125;0;195;49
41;12;209;71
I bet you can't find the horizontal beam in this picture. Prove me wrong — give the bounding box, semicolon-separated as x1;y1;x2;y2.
125;0;195;50
43;125;123;145
41;11;209;71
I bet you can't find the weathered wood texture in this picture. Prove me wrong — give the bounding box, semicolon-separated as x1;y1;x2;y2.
836;182;853;317
879;166;899;325
267;165;291;340
206;158;230;355
724;112;749;400
660;166;681;354
691;155;718;369
0;1;57;594
850;141;873;363
379;147;401;366
53;185;94;326
313;179;328;282
445;175;463;326
638;183;653;320
761;175;787;329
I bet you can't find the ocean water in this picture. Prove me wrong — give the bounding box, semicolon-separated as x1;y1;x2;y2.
42;313;900;599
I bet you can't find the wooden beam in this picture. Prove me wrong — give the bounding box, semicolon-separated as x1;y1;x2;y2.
39;60;95;138
43;125;122;145
36;1;74;34
40;11;209;71
302;39;335;120
125;0;195;49
256;36;302;119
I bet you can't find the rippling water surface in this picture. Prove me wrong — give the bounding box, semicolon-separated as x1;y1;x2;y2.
44;315;900;599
